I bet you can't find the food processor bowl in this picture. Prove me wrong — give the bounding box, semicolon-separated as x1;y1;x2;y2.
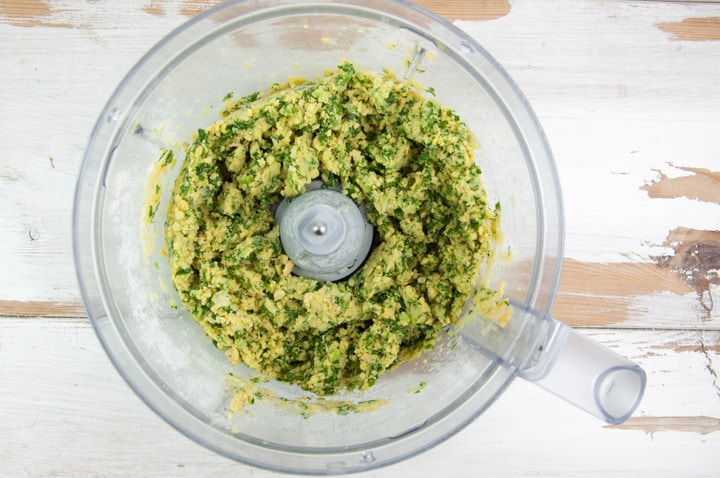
73;0;644;474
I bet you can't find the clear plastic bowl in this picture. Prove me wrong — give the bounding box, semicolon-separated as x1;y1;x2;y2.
73;0;563;473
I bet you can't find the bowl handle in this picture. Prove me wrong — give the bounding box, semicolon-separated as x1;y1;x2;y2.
518;318;646;425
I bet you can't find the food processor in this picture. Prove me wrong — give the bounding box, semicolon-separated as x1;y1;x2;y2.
73;0;646;474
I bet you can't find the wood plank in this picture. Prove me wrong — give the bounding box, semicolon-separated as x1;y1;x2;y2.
3;0;715;28
1;317;718;476
0;0;512;24
1;0;719;327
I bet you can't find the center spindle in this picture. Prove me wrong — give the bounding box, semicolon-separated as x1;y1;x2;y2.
274;185;374;282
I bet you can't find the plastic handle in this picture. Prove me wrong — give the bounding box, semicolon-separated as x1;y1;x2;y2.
519;319;646;425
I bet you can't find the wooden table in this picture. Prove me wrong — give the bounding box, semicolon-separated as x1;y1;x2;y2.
2;0;719;476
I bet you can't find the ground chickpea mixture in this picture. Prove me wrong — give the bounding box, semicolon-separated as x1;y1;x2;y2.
165;62;504;396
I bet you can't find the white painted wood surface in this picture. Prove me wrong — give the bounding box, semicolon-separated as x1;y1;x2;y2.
1;0;719;476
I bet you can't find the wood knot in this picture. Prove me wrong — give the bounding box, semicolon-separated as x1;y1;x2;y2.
681;242;720;312
658;228;720;314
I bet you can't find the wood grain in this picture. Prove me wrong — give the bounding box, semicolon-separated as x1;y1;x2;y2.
609;416;720;435
141;0;224;17
414;0;511;21
554;256;719;328
0;0;69;28
642;166;720;205
0;0;511;25
141;0;513;21
2;1;720;475
657;16;720;41
0;300;86;318
554;263;681;327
